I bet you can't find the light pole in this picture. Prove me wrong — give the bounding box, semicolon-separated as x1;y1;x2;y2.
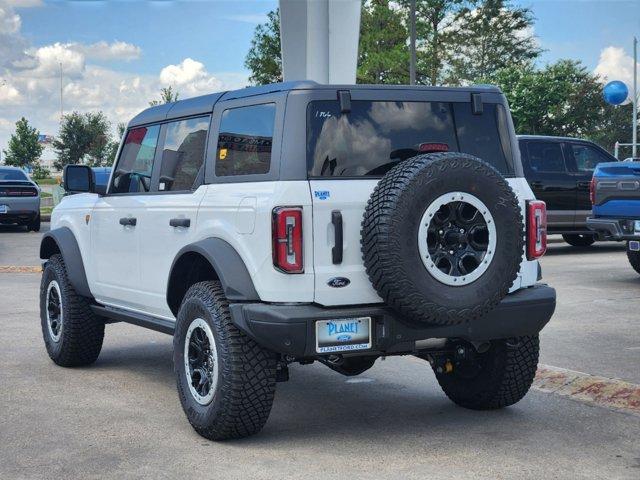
409;0;416;85
633;36;637;158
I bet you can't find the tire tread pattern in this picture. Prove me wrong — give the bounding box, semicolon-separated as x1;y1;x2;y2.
434;335;539;410
361;153;523;326
40;254;104;367
627;243;640;274
174;281;277;440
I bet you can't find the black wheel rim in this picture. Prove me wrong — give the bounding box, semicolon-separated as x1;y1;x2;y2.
426;201;490;278
184;319;218;405
46;281;63;342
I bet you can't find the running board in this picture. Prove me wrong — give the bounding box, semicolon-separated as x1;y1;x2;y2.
91;305;175;335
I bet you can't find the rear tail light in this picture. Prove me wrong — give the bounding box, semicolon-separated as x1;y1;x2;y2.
590;177;596;205
272;207;303;273
526;200;547;260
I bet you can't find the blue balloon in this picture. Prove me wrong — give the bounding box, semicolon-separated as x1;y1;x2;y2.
603;80;629;105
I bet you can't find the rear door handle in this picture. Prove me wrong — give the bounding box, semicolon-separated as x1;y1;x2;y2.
577;181;591;188
169;218;191;228
119;217;137;227
530;181;543;188
331;210;343;264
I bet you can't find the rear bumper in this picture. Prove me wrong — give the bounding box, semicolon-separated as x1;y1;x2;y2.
0;196;40;224
587;217;640;241
229;284;556;357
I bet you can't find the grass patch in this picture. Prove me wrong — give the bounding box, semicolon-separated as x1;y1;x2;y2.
40;206;53;216
35;178;59;185
40;191;52;198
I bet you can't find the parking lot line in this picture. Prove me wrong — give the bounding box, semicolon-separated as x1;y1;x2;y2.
0;266;42;273
534;364;640;416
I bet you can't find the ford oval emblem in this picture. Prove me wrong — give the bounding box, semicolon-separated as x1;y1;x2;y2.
327;277;350;288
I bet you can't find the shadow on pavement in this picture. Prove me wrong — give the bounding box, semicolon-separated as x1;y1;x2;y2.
544;242;626;256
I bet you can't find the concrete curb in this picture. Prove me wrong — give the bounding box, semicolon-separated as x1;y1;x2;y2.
533;364;640;416
0;266;42;273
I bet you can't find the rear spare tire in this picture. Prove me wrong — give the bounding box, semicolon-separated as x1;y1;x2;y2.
361;153;523;326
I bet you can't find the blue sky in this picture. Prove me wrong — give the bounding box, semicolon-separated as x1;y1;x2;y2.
14;1;640;75
18;0;279;77
1;0;639;156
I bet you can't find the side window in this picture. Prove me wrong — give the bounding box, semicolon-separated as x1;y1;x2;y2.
570;143;609;173
158;116;210;192
215;103;276;176
111;125;160;194
526;141;566;173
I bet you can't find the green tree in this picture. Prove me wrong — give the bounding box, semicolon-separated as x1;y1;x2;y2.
53;111;114;169
245;4;409;86
105;122;127;166
357;0;410;84
2;117;44;168
488;60;633;153
244;9;283;85
405;0;474;86
149;86;180;106
446;0;541;85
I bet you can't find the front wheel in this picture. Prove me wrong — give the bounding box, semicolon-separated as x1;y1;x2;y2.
562;233;595;247
173;281;277;440
433;336;539;410
40;254;104;366
627;243;640;275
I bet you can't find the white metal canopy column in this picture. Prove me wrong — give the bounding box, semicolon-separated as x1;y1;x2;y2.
279;0;361;84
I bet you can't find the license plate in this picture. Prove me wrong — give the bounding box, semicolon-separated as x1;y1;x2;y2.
630;241;640;252
634;221;640;233
315;317;371;353
0;205;7;214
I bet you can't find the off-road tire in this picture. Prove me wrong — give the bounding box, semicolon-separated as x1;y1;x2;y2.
434;335;539;410
627;243;640;275
173;281;277;441
361;153;523;326
40;254;104;366
562;233;595;247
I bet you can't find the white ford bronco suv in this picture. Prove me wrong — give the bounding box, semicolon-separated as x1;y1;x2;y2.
39;82;555;440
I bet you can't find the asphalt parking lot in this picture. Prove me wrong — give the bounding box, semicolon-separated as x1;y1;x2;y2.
1;225;639;479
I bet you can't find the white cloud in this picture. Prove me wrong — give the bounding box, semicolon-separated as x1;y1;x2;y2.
159;58;223;96
0;80;22;103
594;46;638;90
0;1;248;159
222;13;268;24
72;41;141;62
5;0;43;7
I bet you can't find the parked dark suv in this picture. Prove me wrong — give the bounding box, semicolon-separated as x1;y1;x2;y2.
518;135;617;246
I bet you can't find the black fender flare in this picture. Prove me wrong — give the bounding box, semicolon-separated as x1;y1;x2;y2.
40;227;93;299
168;238;260;305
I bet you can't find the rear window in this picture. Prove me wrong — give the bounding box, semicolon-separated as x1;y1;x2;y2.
0;168;28;181
307;100;513;177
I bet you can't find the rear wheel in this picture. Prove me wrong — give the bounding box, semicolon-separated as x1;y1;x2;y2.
28;214;41;232
173;281;277;440
562;233;595;247
627;243;640;275
433;336;539;410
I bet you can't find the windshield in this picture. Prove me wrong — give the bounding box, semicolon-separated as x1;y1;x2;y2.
307;100;514;177
0;168;29;181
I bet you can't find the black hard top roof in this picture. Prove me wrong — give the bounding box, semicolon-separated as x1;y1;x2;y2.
517;134;592;143
128;81;503;127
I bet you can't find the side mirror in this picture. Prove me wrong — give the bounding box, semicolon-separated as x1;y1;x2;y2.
63;165;95;194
